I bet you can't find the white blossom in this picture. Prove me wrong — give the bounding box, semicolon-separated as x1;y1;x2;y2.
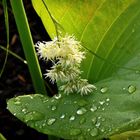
35;34;96;95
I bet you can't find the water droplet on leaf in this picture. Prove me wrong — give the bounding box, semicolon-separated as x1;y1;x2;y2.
106;103;109;106
47;118;56;125
123;87;126;90
22;108;27;114
90;128;98;137
91;117;97;124
70;128;81;136
102;108;105;111
69;116;75;121
90;105;97;112
101;128;105;132
60;114;65;119
24;111;44;122
14;101;21;105
77;108;87;115
51;105;57;111
13;113;16;116
128;85;136;94
43;99;48;103
106;98;110;102
42;123;46;127
74;101;77;104
95;122;101;128
99;101;105;105
54;94;61;99
100;87;108;93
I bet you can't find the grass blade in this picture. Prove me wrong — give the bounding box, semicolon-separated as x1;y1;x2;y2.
10;0;46;95
0;45;27;64
0;0;9;77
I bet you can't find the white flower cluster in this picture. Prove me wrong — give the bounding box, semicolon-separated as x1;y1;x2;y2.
35;35;96;95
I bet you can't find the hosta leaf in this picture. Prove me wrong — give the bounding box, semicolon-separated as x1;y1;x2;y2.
31;0;140;83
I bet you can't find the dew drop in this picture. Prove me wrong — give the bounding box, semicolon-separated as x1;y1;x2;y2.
54;94;61;99
13;113;16;116
22;108;27;114
47;118;56;126
14;101;21;105
69;116;75;121
51;105;57;111
101;128;105;132
90;105;97;112
91;117;97;124
100;87;108;93
102;108;105;111
106;103;109;106
42;123;46;127
60;114;65;119
87;128;91;132
77;99;87;107
70;128;81;136
43;99;48;103
24;111;44;122
99;101;105;105
74;101;77;104
90;128;98;137
128;85;136;94
79;118;86;124
77;108;87;115
106;98;110;102
95;122;101;128
123;87;126;90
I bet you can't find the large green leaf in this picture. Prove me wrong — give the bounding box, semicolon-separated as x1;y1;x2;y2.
7;51;140;140
7;76;140;139
31;0;140;83
7;0;140;140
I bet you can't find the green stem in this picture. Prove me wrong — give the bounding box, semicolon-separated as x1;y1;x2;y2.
10;0;46;95
0;45;27;64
